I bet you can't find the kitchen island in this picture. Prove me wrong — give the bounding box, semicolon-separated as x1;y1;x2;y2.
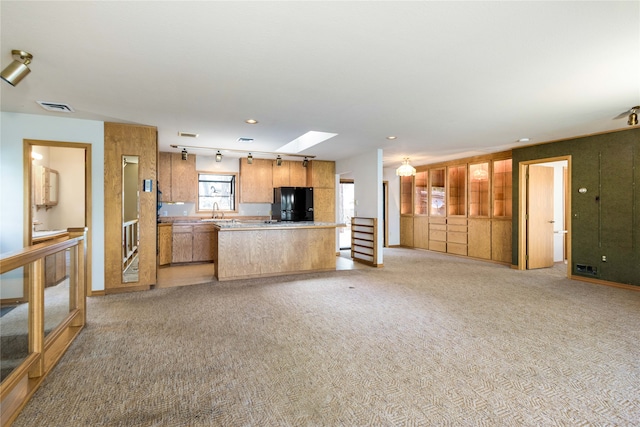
210;220;342;281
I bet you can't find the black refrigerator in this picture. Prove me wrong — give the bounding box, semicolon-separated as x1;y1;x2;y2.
272;187;314;221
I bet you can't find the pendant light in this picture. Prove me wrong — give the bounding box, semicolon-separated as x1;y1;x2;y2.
396;158;416;177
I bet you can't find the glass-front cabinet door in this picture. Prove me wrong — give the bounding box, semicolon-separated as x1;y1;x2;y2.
469;162;489;217
414;171;428;215
493;159;513;217
400;175;413;215
429;168;446;216
447;165;466;216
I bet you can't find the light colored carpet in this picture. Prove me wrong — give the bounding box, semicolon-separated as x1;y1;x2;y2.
12;248;640;426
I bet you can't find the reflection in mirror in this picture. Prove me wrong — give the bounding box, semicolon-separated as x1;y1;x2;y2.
44;248;71;339
0;270;29;382
123;156;139;283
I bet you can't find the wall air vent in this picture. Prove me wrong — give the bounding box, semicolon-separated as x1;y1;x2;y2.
237;137;254;143
178;132;199;138
36;101;75;113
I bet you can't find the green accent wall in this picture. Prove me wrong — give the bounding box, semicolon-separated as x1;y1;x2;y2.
512;128;639;286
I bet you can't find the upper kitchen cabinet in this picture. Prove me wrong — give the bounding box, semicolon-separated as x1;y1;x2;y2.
306;160;335;189
272;160;307;188
240;158;273;203
158;152;197;203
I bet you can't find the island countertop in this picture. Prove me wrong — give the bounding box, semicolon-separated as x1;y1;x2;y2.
212;221;342;281
207;220;344;230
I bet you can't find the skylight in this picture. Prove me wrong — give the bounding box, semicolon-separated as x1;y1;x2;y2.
276;131;338;153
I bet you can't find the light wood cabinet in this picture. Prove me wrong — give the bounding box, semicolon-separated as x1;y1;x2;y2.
240;158;273;203
192;225;214;262
448;165;466;216
306;160;335;188
447;217;467;256
172;225;193;263
104;122;157;292
272;160;307;188
400;216;414;247
491;219;512;263
312;187;335;222
45;251;66;287
158;224;172;266
400;151;512;265
171;223;214;264
413;216;429;249
467;219;491;259
158;152;197;203
428;217;447;252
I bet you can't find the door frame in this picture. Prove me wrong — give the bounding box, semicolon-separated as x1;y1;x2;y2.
517;155;571;277
23;139;93;294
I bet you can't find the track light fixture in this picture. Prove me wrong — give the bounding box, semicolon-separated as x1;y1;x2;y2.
215;151;223;162
628;106;639;126
302;157;309;167
247;153;253;164
276;155;283;166
1;50;33;86
181;148;188;160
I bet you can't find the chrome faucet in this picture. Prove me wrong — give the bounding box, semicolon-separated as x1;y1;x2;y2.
212;202;224;219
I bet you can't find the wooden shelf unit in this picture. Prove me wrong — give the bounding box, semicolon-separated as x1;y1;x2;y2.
351;217;379;267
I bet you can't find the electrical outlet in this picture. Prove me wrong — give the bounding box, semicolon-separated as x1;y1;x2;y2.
602;255;607;262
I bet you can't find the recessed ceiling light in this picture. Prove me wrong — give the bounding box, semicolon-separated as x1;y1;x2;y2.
386;136;397;140
245;119;258;124
517;138;530;143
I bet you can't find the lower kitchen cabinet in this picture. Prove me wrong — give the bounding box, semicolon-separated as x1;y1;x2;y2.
158;224;172;266
171;223;214;264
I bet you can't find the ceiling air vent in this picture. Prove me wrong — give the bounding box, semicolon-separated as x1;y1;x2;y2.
178;132;199;138
37;101;75;113
237;137;254;143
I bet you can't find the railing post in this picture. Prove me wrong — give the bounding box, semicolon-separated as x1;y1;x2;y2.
28;259;45;378
68;228;87;327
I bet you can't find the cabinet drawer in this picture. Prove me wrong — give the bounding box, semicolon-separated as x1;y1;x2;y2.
429;224;447;232
447;218;467;226
193;224;215;232
447;243;467;256
430;230;447;242
447;224;467;233
429;240;447;252
172;225;193;233
447;231;467;244
429;217;447;225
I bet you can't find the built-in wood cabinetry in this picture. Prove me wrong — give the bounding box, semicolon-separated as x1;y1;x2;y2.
171;223;214;264
158;152;197;203
158;223;172;266
401;151;513;265
240;158;273;203
307;160;335;222
104;122;157;292
45;251;67;287
307;160;335;189
272;160;307;188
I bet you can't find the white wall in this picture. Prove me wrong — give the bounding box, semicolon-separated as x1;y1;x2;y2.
336;149;384;265
383;167;400;246
0;112;104;294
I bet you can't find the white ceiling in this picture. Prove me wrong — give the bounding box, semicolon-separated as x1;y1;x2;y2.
1;1;639;169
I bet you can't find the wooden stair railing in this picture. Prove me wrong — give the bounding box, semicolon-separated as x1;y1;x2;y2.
0;228;87;427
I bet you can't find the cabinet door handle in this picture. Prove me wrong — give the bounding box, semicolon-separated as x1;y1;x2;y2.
548;220;555;223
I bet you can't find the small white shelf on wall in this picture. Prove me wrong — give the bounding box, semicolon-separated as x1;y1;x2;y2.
351;217;380;267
